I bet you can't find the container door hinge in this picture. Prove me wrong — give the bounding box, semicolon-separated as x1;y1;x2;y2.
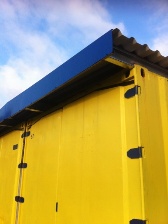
15;196;24;203
124;85;140;98
127;147;143;159
18;163;27;168
130;219;146;224
21;131;30;138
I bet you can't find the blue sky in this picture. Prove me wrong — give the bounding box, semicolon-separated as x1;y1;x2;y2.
0;0;168;108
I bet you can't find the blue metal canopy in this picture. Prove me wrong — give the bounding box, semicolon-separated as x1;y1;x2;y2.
0;30;113;123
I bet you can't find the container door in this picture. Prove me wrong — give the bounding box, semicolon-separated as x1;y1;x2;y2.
135;66;168;223
17;110;62;224
0;129;23;224
56;84;145;224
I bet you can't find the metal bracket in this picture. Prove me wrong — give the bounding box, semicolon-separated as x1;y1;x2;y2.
105;56;134;69
18;163;27;168
21;131;30;138
56;202;58;212
15;196;24;203
130;219;146;224
124;85;140;98
127;147;143;159
13;144;18;150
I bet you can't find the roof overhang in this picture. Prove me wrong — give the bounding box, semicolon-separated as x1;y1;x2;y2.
0;28;168;136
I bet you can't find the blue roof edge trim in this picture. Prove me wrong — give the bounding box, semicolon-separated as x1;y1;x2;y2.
0;30;113;122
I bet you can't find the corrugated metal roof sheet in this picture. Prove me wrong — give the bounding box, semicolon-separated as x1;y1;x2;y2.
113;28;168;69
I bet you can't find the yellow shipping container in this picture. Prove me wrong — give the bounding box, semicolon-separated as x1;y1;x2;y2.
0;29;168;224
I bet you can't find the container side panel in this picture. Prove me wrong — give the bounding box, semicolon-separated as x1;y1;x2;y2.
18;111;62;224
0;130;22;224
57;89;124;223
56;84;144;224
135;66;168;223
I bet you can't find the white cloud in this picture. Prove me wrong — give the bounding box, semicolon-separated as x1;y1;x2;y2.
0;0;125;108
152;34;168;57
147;1;168;56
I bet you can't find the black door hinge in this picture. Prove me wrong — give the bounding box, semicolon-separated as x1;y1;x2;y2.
18;163;27;168
21;131;30;138
130;219;146;224
127;147;143;159
15;196;24;203
125;85;140;98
